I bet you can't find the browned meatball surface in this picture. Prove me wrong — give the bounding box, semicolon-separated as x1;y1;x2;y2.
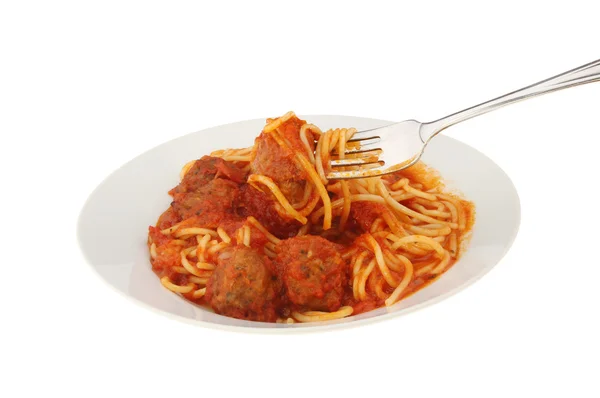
276;236;345;312
205;246;281;322
171;178;241;227
170;155;246;195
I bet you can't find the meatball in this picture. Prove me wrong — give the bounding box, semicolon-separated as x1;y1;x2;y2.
238;184;301;238
155;207;181;230
205;246;280;322
276;236;345;312
170;155;246;195
171;178;240;227
250;115;316;203
252;133;305;184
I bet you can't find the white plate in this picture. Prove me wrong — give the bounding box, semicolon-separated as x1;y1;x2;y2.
77;115;521;332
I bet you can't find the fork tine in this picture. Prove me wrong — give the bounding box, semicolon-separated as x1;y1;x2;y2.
330;158;385;168
347;124;392;137
331;149;383;160
331;147;383;156
347;136;381;146
328;153;421;180
327;121;425;180
327;168;386;180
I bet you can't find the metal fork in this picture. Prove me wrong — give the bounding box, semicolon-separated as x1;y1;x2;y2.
328;58;600;180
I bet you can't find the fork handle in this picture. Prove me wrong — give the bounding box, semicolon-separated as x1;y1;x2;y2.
420;58;600;142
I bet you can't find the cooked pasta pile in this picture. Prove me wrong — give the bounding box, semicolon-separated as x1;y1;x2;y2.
148;112;474;323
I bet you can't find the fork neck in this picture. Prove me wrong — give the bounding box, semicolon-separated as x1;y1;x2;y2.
419;58;600;143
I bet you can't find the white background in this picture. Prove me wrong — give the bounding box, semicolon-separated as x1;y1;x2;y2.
2;1;599;397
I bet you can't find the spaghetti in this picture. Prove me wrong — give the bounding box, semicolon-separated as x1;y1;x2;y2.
148;112;474;324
